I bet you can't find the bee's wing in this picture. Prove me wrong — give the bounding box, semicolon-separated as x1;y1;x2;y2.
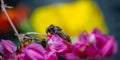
58;32;71;42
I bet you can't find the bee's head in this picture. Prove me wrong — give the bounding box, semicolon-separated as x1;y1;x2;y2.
46;24;62;34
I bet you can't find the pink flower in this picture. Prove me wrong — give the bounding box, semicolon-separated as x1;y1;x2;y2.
0;39;17;60
17;43;59;60
92;28;118;57
47;34;72;55
71;28;117;59
18;43;46;60
0;28;117;60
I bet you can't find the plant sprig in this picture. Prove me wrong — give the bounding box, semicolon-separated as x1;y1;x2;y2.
1;0;20;42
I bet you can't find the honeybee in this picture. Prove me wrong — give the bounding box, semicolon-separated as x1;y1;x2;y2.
17;33;47;52
46;24;71;42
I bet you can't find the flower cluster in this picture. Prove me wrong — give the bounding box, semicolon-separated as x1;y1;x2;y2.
0;28;118;60
65;28;118;60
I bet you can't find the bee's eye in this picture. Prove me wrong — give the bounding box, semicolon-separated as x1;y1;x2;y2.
47;26;54;31
54;26;62;31
54;27;58;30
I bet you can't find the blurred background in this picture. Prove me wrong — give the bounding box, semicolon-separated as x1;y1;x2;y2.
0;0;120;60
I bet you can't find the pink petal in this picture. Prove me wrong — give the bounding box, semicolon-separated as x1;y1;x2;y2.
0;43;4;54
95;34;107;48
21;43;46;60
92;28;102;34
25;49;44;60
47;34;71;55
26;43;46;55
112;40;118;55
86;45;98;57
73;42;87;58
0;39;17;54
64;53;80;60
101;37;114;57
79;32;88;42
45;51;58;60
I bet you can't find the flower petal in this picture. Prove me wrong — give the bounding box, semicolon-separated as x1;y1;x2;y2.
101;37;114;57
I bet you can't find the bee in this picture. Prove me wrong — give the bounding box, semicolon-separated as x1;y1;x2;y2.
17;33;47;52
46;24;71;42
